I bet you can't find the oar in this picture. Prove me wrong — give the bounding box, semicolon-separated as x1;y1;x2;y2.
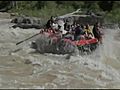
16;33;40;45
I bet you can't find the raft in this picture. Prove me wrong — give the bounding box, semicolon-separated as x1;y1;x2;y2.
47;31;99;53
31;31;99;54
63;38;98;53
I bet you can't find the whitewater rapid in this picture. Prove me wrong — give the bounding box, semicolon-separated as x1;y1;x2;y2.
0;19;120;89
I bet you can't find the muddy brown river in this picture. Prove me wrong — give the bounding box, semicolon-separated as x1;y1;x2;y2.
0;19;120;89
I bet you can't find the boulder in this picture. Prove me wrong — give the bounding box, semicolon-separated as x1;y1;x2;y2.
11;16;42;29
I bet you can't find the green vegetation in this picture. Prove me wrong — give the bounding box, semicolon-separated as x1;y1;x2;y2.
0;1;120;23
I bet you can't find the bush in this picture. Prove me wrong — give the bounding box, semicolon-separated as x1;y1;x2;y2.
105;8;120;23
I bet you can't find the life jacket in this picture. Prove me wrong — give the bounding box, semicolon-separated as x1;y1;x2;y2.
85;28;92;34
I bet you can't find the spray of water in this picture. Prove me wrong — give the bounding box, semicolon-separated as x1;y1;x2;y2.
27;28;120;88
0;19;120;88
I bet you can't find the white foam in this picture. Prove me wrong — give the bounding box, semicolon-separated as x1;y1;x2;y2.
0;19;120;88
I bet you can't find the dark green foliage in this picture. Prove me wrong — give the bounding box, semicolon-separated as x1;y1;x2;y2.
0;1;10;9
0;1;119;23
98;1;114;12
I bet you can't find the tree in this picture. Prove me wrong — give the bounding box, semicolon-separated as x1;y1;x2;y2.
35;1;46;9
98;1;114;12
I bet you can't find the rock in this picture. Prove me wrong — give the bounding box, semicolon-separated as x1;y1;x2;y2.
24;59;32;64
10;13;18;17
57;9;104;26
12;23;42;29
12;59;16;62
84;62;88;65
11;16;41;24
11;16;42;29
32;63;41;67
65;54;71;59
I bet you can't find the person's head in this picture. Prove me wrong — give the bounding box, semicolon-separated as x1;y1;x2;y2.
85;24;90;29
68;25;71;29
76;24;80;27
55;28;59;32
58;25;61;30
73;22;77;26
71;29;75;34
50;16;55;21
71;25;74;28
80;24;84;29
95;22;100;27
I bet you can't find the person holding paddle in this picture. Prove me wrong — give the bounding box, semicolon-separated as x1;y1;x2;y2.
92;22;104;44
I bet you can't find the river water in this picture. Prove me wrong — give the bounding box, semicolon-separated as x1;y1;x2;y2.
0;19;120;89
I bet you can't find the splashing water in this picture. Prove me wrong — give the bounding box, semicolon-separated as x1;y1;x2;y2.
0;19;120;89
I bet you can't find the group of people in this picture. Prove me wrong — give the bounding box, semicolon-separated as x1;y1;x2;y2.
42;16;103;44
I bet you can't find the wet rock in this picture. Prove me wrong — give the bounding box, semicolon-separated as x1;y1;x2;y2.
12;59;16;62
84;62;88;65
32;63;41;67
11;16;43;29
12;23;42;29
65;54;71;59
24;59;32;64
94;64;97;67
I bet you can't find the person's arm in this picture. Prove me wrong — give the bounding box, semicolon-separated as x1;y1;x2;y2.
84;29;88;37
49;20;53;27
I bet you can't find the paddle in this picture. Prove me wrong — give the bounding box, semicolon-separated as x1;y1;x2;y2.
16;33;40;45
